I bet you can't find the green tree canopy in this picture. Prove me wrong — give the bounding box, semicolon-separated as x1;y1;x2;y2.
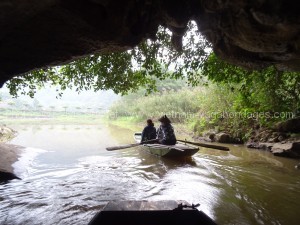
203;53;300;116
7;22;209;97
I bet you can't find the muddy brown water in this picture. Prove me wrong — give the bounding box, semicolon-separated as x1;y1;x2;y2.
0;124;300;225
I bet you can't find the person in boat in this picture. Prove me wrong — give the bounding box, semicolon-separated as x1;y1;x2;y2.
157;115;177;145
141;119;157;142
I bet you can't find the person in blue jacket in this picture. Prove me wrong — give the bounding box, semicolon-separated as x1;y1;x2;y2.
141;119;157;142
156;115;177;145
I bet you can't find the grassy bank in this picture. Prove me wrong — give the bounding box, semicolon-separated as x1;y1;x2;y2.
102;116;143;132
103;116;195;140
1;110;104;125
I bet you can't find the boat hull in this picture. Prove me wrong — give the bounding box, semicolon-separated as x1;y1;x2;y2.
134;133;199;158
139;144;199;157
88;200;218;225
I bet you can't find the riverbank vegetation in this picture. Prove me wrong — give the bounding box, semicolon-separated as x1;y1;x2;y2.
0;108;104;125
108;57;300;143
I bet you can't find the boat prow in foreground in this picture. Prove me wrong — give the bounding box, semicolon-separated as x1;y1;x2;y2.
88;200;217;225
134;132;199;157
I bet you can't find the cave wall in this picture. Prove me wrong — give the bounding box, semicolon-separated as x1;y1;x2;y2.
0;0;299;86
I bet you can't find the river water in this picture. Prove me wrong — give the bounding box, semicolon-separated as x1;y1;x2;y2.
0;124;300;225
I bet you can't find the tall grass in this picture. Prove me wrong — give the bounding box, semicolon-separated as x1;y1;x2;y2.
109;80;298;141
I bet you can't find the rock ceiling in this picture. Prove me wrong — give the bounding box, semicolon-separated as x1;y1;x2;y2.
0;0;299;86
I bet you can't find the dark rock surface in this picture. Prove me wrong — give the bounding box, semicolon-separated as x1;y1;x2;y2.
247;139;300;158
1;0;300;86
271;142;300;158
0;143;22;181
202;131;216;142
215;132;231;143
0;145;21;182
276;118;300;133
246;141;275;150
246;119;300;158
0;171;20;183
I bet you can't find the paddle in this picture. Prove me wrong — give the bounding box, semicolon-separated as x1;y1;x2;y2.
177;139;230;151
106;139;158;151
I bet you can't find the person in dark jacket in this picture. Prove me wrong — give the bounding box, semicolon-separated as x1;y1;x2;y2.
156;115;177;145
141;119;157;142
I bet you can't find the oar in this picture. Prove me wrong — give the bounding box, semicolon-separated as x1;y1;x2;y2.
106;139;158;151
177;139;230;151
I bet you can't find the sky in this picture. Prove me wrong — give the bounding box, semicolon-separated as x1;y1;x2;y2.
0;84;119;111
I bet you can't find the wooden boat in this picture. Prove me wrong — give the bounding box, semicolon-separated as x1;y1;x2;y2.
88;200;218;225
134;132;199;157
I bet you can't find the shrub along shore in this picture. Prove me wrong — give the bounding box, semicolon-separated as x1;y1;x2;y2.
108;77;300;159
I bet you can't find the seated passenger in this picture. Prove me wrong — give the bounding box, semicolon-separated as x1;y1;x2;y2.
141;119;157;142
157;115;177;145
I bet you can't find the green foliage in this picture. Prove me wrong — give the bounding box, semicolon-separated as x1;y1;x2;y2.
109;86;201;123
7;22;209;97
203;53;300;119
109;55;300;141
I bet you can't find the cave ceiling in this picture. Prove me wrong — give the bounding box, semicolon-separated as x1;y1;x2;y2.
0;0;299;86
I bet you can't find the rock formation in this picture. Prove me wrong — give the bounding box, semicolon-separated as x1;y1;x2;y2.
0;125;17;142
247;118;300;158
0;143;22;182
0;171;20;183
271;142;300;158
0;0;300;86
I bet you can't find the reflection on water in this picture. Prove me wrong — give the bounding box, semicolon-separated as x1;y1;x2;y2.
0;124;299;225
